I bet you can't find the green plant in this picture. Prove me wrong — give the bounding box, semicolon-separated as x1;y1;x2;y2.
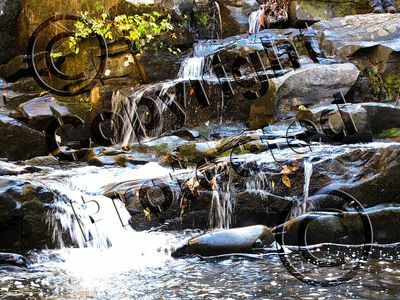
53;10;175;56
379;128;400;138
196;12;210;28
368;67;400;102
384;72;400;102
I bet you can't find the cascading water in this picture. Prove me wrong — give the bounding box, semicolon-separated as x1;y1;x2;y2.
208;168;235;229
14;163;183;280
248;10;263;34
290;160;313;218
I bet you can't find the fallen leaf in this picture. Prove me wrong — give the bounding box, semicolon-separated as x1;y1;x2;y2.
189;87;195;96
271;180;275;189
144;207;151;222
281;165;292;175
282;174;291;188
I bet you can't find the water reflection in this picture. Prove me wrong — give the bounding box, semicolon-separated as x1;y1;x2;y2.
1;244;399;299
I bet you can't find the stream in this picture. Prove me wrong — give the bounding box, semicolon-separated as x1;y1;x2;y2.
0;140;399;299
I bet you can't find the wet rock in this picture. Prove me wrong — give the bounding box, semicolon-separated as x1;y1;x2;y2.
0;115;48;161
270;63;360;121
274;205;400;245
172;225;274;257
0;253;27;267
289;0;376;25
0;177;56;250
88;154;128;167
297;103;373;143
313;14;400;72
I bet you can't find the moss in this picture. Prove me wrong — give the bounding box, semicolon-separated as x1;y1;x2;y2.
196;11;210;28
133;143;169;156
379;128;400;138
177;144;206;162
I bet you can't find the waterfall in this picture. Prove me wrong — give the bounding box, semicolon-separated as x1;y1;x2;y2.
208;166;235;229
290;160;313;218
111;81;176;146
303;160;313;203
43;163;175;249
248;10;263;34
177;56;205;80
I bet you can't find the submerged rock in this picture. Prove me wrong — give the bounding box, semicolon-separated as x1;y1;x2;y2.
0;252;27;268
172;225;274;257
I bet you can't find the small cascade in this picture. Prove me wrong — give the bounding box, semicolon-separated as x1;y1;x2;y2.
208;166;235;229
111;81;176;146
178;56;205;80
43;163;175;249
290;160;313;218
303;160;313;203
248;10;263;34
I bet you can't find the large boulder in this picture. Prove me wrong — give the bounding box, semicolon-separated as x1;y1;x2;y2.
267;63;360;122
0;115;48;161
0;177;56;250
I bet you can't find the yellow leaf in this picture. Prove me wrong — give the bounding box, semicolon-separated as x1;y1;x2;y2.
281;165;291;175
282;174;291;188
271;180;275;189
144;207;151;221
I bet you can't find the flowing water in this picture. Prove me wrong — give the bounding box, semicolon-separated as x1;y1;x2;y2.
1;142;400;298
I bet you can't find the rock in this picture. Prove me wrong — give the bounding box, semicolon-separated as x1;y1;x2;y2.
289;0;379;25
0;177;56;249
0;53;47;82
0;115;48;161
297;103;373;143
269;63;360;121
273;205;400;245
172;225;274;257
360;102;400;134
0;0;22;64
313;14;400;72
18;95;72;119
88;154;128;167
233;191;295;228
0;253;27;267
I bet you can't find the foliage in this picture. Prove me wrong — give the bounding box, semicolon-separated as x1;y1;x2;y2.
368;67;400;102
379;128;400;139
61;10;174;55
196;12;210;28
384;72;400;102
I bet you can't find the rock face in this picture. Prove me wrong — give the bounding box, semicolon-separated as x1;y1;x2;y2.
172;225;274;257
313;13;400;72
0;0;22;64
0;115;48;161
290;0;400;25
0;177;56;250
